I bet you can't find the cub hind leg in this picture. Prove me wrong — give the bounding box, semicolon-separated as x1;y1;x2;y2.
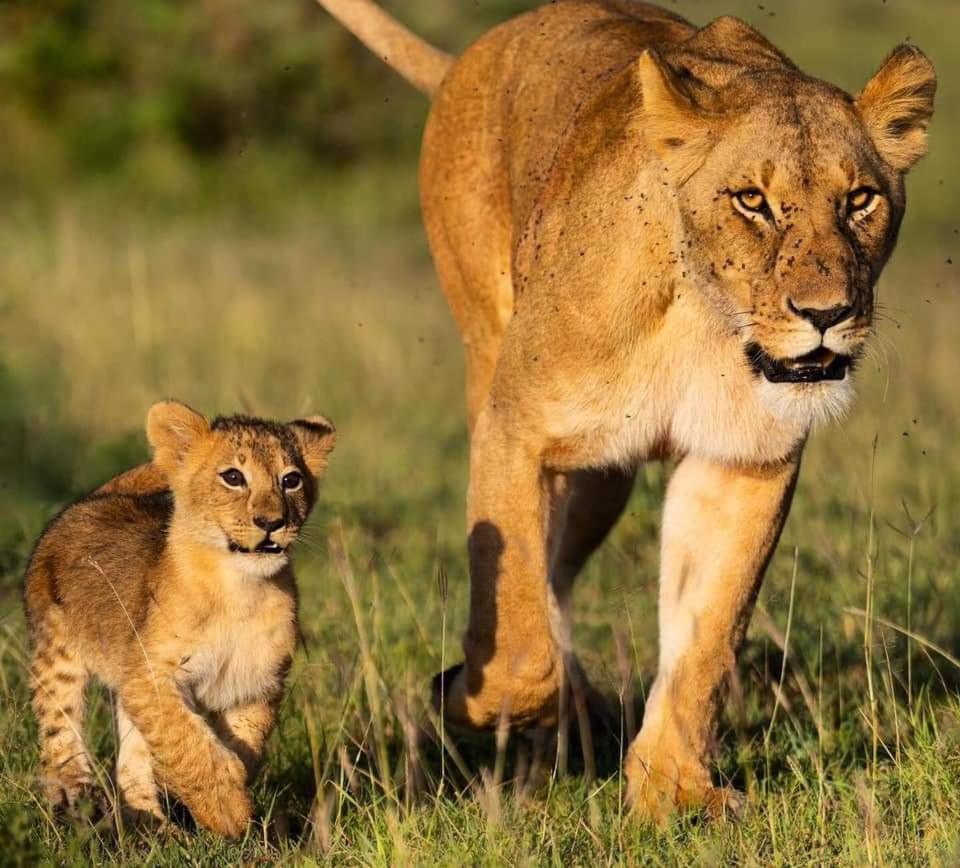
115;700;166;826
28;604;103;817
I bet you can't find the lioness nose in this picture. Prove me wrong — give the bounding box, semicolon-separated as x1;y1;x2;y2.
787;299;854;334
253;515;286;533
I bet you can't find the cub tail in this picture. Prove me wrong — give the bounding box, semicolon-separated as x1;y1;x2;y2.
315;0;454;95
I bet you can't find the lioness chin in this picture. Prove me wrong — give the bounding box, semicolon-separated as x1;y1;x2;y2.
317;0;935;821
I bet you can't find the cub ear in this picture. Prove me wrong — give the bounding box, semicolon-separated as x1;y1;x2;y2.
288;415;337;477
856;44;936;172
146;400;209;476
635;49;719;184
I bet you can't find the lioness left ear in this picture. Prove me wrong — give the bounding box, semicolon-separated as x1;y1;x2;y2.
288;415;337;477
856;44;936;172
635;49;719;184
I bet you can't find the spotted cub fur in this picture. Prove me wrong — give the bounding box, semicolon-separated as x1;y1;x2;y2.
23;400;335;837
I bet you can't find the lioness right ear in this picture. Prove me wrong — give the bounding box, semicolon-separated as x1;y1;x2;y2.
146;400;209;476
857;44;936;172
635;50;718;184
287;415;336;477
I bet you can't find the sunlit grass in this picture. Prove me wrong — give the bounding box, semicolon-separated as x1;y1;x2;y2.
0;193;958;864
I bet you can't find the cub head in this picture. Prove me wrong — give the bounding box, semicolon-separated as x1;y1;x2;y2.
146;400;336;576
637;21;935;426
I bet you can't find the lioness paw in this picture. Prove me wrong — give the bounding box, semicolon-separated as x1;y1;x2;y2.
431;661;560;730
626;752;744;826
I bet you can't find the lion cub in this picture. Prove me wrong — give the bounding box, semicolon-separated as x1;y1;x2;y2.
24;400;335;837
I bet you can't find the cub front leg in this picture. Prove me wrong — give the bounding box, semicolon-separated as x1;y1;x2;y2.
115;699;166;827
436;406;561;729
626;452;800;822
215;699;279;782
119;665;252;839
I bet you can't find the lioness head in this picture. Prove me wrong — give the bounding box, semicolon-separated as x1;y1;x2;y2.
147;400;336;576
638;18;935;425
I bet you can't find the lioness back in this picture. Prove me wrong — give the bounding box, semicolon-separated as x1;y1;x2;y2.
423;2;696;254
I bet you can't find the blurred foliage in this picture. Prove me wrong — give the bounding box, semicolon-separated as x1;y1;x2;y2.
0;0;956;246
0;0;504;189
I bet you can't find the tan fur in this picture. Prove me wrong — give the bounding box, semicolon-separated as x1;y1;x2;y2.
24;401;335;837
323;0;934;821
856;45;937;172
314;0;453;95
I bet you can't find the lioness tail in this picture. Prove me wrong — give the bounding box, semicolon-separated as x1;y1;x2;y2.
315;0;453;95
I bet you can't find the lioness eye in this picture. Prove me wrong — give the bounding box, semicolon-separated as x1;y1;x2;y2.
220;468;246;488
734;189;768;214
848;188;876;214
281;471;303;492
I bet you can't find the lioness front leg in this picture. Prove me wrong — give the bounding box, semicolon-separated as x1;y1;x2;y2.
626;452;800;822
436;407;561;729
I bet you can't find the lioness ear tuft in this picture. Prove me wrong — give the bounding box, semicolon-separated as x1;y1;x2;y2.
288;415;337;477
857;44;936;172
146;400;209;476
635;50;717;184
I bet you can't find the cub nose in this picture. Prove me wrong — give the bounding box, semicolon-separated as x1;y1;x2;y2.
787;299;854;334
253;515;286;534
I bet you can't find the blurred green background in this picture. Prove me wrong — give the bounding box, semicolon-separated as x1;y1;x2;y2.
0;1;958;863
0;0;956;243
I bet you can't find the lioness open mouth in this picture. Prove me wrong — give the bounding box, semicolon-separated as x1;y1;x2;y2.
746;343;852;384
228;539;285;555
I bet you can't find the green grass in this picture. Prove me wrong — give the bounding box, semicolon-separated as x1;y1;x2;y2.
0;193;958;865
2;0;960;863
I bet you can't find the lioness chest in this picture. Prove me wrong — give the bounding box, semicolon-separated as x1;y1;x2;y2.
173;578;297;712
542;297;809;469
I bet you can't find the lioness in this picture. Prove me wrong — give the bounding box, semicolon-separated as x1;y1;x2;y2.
316;0;935;818
24;401;335;837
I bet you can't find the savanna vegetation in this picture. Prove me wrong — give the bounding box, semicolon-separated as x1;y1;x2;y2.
1;0;958;864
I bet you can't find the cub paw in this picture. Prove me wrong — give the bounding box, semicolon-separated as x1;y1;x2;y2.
120;805;174;834
183;752;253;839
215;784;254;840
188;782;253;839
47;779;110;824
702;785;745;822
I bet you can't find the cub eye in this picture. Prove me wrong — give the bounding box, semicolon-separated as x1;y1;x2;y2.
281;471;303;492
732;189;770;219
219;468;246;488
847;187;877;217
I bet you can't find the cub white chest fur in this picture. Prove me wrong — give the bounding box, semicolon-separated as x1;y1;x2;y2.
177;567;297;713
